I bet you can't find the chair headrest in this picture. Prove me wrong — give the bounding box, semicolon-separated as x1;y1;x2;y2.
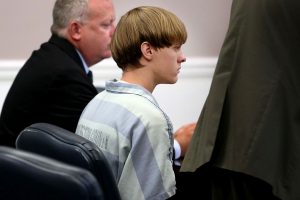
16;122;101;170
0;146;103;200
16;122;121;200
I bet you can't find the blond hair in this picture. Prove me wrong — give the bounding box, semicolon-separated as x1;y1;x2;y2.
111;6;187;70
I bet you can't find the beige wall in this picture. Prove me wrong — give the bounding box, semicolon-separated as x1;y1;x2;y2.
0;0;232;59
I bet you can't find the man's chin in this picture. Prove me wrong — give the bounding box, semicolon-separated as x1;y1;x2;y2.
97;52;112;62
103;52;112;59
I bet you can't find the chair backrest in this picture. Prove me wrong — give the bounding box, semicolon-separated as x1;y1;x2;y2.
0;146;103;200
16;123;121;200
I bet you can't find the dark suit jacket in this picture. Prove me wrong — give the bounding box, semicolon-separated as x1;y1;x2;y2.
181;0;300;199
0;34;98;147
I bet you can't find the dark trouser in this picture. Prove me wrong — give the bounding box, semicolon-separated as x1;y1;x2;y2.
170;163;280;200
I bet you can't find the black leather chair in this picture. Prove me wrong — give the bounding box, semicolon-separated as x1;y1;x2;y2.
16;123;121;200
0;146;103;200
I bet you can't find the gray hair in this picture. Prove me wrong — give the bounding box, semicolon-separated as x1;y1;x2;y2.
51;0;89;37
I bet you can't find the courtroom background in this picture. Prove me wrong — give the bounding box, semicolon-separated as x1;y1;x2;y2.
0;0;232;129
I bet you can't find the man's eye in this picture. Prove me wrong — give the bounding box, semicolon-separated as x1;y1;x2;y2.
174;45;181;50
102;23;111;27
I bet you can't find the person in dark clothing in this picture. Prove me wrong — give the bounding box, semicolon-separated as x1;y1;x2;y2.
0;0;116;146
173;0;300;199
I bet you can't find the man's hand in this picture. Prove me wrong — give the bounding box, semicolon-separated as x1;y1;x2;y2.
174;122;197;157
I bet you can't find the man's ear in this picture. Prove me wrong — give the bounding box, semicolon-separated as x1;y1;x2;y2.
140;42;153;61
68;21;82;41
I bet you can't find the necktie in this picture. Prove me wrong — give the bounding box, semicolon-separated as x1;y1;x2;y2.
87;70;93;83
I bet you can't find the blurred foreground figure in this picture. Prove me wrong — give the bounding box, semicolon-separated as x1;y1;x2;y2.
174;0;300;199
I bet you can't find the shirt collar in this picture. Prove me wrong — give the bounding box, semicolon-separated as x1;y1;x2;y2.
76;49;89;74
105;80;159;106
